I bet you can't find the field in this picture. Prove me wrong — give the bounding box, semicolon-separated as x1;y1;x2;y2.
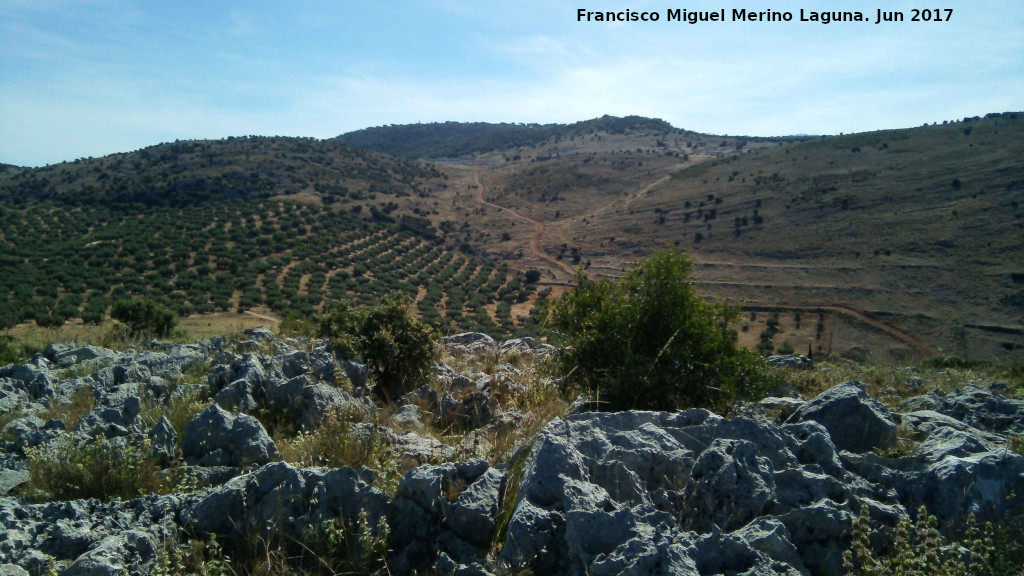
0;198;542;338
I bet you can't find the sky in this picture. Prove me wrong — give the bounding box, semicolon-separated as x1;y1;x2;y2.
1;0;1022;167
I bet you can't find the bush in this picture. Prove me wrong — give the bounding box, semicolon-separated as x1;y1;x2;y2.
547;249;775;412
23;435;166;501
111;297;177;337
0;335;24;365
317;292;439;402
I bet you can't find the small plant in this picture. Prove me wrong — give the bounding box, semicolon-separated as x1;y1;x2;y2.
277;410;402;495
23;434;167;501
1010;435;1024;457
317;292;439;402
0;334;25;365
153;535;232;576
843;504;996;576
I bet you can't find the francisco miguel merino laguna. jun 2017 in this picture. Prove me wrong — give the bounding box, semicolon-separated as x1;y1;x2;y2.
576;8;954;24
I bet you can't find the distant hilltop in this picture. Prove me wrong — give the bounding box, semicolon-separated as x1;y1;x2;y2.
333;115;678;159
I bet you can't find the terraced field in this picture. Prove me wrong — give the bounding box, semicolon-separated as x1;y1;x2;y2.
0;199;540;336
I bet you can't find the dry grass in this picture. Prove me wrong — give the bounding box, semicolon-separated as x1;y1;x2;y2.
779;360;1017;405
39;385;95;430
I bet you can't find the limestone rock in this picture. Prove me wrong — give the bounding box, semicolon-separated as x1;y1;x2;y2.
181;404;278;467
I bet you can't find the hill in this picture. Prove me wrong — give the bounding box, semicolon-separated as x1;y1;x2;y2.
0;137;543;335
2;113;1021;362
334;115;685;159
0;136;440;206
465;112;1024;361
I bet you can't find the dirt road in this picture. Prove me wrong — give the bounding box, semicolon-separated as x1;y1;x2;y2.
471;169;578;279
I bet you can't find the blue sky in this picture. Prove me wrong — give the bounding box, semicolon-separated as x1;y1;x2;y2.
1;0;1022;166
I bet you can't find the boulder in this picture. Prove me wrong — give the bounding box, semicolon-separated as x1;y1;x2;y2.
0;565;28;576
243;327;276;342
768;355;814;370
786;381;897;454
181;404;278;467
682;438;776;532
928;384;1024;435
51;345;117;369
63;530;159;576
75;396;144;439
390;461;504;572
444;333;496;351
148;416;177;466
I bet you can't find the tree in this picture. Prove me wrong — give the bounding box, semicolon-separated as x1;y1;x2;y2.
317;292;438;402
110;298;177;337
547;249;775;412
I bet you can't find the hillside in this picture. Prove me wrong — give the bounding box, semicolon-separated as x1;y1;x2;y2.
0;138;542;335
0;137;440;206
444;113;1024;362
2;114;1021;362
334;115;723;159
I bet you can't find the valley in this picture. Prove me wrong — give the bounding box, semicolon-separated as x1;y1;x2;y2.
2;114;1022;362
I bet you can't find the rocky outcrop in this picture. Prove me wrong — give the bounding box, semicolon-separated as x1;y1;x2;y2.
180;404;278;467
497;409;872;576
2;332;1022;576
786;381;897;454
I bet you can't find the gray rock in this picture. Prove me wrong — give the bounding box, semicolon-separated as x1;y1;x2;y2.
266;375;361;430
148;416;177;466
340;359;367;391
0;364;54;400
74;396;144;439
181;404;278;467
213;379;259;413
391;404;423;429
292;383;357;430
889;426;1024;529
243;327;276;342
444;333;496;351
392;430;456;469
207;353;269;396
931;384;1024;435
787;381;897;454
499;337;540;352
0;456;29;495
734;517;811;576
63;530;159;576
779;500;853;576
390;461;503;572
52;345;117;369
760;396;806;421
683;438;776;533
0;379;29;414
768;354;814;370
0;564;29;576
184;462;390;553
41;519;100;560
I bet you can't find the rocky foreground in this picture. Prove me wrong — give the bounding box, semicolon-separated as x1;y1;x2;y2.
1;329;1023;575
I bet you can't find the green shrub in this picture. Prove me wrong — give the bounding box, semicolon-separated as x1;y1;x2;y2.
547;249;775;412
111;297;177;337
23;435;167;501
0;335;24;365
317;292;439;402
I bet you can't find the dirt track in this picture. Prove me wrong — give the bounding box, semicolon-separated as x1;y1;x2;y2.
470;169;577;279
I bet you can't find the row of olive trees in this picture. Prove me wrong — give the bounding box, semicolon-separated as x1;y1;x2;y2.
317;249;775;412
